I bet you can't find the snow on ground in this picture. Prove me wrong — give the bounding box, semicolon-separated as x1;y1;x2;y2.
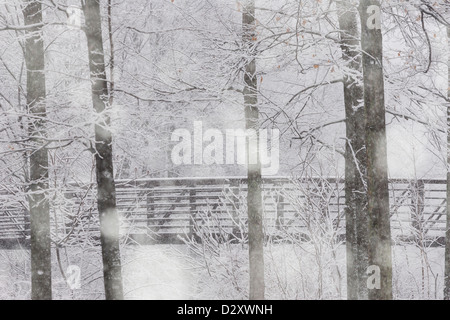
0;243;445;300
122;245;197;299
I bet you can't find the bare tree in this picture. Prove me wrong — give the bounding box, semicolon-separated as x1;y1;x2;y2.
359;0;392;300
337;0;369;300
23;0;52;300
82;0;123;300
446;25;450;301
242;0;265;300
404;0;450;300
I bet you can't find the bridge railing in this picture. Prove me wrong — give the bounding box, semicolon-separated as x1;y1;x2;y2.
0;177;447;246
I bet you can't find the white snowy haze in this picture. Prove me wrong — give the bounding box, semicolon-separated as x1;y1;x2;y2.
0;0;449;300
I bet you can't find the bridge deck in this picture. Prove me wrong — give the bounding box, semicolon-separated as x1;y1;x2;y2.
0;177;446;248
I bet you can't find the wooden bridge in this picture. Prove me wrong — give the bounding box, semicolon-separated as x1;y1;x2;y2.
0;177;447;249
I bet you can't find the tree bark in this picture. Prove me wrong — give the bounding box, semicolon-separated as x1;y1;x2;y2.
337;0;369;300
83;0;124;300
445;26;450;301
359;0;393;300
242;0;265;300
23;0;52;300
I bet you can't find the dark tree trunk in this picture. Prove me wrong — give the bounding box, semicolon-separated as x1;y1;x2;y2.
445;26;450;301
83;0;124;300
359;0;393;300
337;0;369;300
23;0;52;300
242;0;265;300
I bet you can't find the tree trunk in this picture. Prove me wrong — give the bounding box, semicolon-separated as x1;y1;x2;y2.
445;26;450;301
83;0;124;300
337;0;369;300
359;0;393;300
242;0;265;300
23;0;52;300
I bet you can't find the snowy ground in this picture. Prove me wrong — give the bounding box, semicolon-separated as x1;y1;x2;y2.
0;243;445;300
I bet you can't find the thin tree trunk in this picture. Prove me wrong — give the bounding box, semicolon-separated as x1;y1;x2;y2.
107;0;114;106
82;0;124;300
242;0;265;300
445;26;450;301
359;0;393;300
23;0;52;300
337;0;369;300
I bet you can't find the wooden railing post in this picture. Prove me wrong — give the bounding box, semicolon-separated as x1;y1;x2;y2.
276;189;285;231
230;180;241;237
411;180;425;234
146;184;155;234
189;187;196;238
24;208;31;240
